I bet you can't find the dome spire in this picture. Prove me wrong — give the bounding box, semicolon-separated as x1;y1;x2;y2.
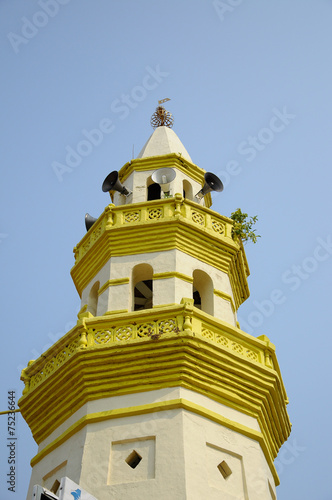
150;98;174;129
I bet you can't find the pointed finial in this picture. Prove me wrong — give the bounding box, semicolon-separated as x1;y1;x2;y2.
150;99;174;129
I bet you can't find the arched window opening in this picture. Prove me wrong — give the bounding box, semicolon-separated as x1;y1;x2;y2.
183;179;193;200
147;183;161;201
134;280;153;310
192;270;214;316
87;281;100;316
132;263;154;311
193;287;202;309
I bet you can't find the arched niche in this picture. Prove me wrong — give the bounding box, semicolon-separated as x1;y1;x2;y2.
193;269;214;316
132;263;154;311
147;176;161;201
87;281;100;316
183;179;193;201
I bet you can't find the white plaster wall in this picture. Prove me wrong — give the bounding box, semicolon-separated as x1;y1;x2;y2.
214;295;236;326
182;411;276;500
98;283;130;314
80;261;111;309
81;410;187;499
27;389;275;500
80;249;237;324
153;276;191;306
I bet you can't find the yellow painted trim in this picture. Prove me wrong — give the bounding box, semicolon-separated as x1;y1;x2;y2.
214;289;236;313
98;278;130;296
152;303;178;308
153;271;193;284
104;309;129;316
30;398;279;484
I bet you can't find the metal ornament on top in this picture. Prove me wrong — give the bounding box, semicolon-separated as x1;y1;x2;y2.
150;98;174;129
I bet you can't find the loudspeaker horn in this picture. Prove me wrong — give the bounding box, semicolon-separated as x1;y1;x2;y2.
85;213;97;232
195;172;224;200
102;170;132;197
151;167;176;195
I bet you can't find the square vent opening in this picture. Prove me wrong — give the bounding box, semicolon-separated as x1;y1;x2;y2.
217;460;232;479
125;450;142;469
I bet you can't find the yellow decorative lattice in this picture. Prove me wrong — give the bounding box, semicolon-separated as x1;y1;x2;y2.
95;330;113;344
158;318;176;333
30;372;43;389
215;334;229;347
83;240;90;252
92;225;102;241
137;323;155;337
231;342;244;354
212;220;225;234
124;211;140;223
55;350;67;366
67;340;79;355
148;208;162;220
43;360;55;376
201;328;214;340
27;341;79;391
192;211;204;225
202;327;256;362
246;349;258;361
115;326;133;341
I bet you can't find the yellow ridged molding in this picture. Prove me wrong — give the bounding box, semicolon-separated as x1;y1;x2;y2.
98;278;130;296
153;271;194;283
29;398;280;485
70;197;249;310
18;303;290;469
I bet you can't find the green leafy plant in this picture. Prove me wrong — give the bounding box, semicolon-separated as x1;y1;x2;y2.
230;208;260;244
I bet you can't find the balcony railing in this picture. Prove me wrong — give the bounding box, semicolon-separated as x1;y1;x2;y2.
73;195;238;265
20;300;276;398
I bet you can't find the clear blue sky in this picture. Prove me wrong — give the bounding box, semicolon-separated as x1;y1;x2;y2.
1;1;332;499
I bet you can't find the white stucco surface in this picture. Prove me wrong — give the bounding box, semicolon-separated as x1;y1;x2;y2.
137;126;192;162
81;249;237;324
27;388;274;500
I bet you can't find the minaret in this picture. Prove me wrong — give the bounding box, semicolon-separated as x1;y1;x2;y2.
19;104;291;500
